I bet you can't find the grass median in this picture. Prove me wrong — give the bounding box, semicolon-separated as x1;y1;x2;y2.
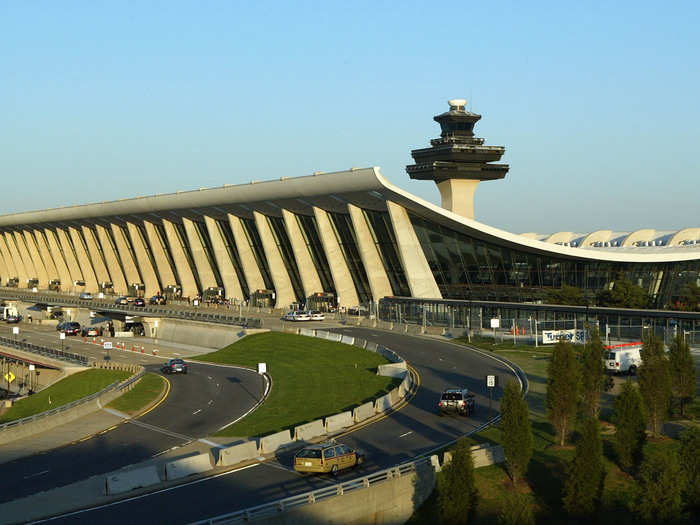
191;331;401;437
106;373;166;416
0;369;131;423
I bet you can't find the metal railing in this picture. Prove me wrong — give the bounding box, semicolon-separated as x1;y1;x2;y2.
0;289;262;329
0;368;144;432
0;335;89;366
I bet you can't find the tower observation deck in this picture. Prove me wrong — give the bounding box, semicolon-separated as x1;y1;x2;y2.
406;99;509;219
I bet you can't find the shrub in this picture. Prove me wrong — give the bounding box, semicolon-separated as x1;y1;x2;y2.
500;379;533;482
437;439;478;524
679;426;700;510
612;381;647;472
498;488;535;525
547;340;580;445
563;418;605;517
635;447;685;524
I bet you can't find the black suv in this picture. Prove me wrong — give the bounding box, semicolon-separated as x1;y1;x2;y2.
438;388;475;416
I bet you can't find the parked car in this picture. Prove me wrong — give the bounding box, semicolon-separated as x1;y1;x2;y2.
79;292;93;300
6;314;22;324
293;442;364;476
285;311;310;322
307;310;325;321
58;321;81;336
133;297;146;307
438;388;475;416
149;295;167;305
115;297;129;305
161;358;188;374
81;326;103;337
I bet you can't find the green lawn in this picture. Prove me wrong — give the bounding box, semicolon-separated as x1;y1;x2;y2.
106;373;165;415
0;369;131;423
191;332;401;437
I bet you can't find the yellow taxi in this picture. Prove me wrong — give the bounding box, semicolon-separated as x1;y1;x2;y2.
293;442;364;476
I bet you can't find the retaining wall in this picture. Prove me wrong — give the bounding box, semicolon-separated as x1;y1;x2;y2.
217;440;259;467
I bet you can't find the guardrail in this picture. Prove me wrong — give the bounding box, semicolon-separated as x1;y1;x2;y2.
0;366;145;432
0;335;89;366
191;456;434;525
0;289;262;329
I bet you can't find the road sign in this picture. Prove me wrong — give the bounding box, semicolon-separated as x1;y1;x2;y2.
29;364;35;371
4;372;15;384
486;375;496;388
12;327;19;335
103;341;113;350
490;318;500;328
60;332;66;340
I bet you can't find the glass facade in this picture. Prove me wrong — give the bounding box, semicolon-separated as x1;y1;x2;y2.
192;220;224;288
328;212;371;304
296;214;334;294
171;221;201;292
363;209;411;297
241;217;274;291
409;212;700;308
152;222;181;287
215;219;249;299
267;215;304;302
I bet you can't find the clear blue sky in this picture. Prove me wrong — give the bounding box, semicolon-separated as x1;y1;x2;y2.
2;1;698;233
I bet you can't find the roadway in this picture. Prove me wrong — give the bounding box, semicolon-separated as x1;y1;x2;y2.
0;322;266;503
28;326;518;524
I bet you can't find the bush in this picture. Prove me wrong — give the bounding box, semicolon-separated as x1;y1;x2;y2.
501;379;533;482
679;426;700;510
635;447;685;524
547;340;580;445
498;488;535;525
638;335;672;436
437;439;478;524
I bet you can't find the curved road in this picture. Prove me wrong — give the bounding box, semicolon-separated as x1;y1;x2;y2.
31;326;519;524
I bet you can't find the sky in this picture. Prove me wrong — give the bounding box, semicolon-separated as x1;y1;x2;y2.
2;1;699;234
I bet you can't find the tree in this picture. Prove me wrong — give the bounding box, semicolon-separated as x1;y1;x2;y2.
596;278;650;309
437;438;478;524
612;381;647;472
580;325;606;418
547;340;580;446
635;448;685;524
500;379;533;482
563;418;605;518
679;426;700;510
637;335;672;436
545;285;586;306
668;333;696;418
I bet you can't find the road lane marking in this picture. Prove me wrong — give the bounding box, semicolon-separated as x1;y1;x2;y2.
128;419;194;442
192;409;202;415
199;438;225;448
208;399;213;405
207;376;213;380
23;470;49;480
398;431;413;438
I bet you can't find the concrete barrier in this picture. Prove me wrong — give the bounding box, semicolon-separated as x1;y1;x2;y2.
353;338;367;349
217;441;260;467
353;401;375;423
315;330;329;339
299;328;315;337
340;335;354;345
389;388;400;404
375;392;393;414
325;411;353;433
259;430;294;454
325;332;341;342
377;362;408;378
105;465;160;494
294;419;325;442
165;453;213;481
471;445;506;468
365;342;378;352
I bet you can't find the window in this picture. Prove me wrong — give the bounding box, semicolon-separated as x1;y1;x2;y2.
324;447;335;459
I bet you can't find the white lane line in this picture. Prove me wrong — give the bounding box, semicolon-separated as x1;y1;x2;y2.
199;438;225;448
399;431;413;438
192;409;202;415
208;399;213;405
23;469;50;480
26;463;261;523
127;420;194;442
173;352;181;356
207;376;213;380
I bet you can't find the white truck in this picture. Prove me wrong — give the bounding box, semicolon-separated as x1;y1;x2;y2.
1;305;19;321
605;342;643;375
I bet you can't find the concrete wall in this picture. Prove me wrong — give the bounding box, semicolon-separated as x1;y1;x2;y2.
151;318;253;349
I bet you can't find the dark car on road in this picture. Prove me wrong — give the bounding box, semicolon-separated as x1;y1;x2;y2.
149;295;167;305
438;388;475;416
133;297;146;307
6;314;22;324
57;321;81;336
161;358;188;374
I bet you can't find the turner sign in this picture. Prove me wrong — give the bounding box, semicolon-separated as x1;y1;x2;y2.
542;329;587;344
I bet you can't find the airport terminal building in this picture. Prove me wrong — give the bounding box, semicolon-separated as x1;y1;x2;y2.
0;101;698;311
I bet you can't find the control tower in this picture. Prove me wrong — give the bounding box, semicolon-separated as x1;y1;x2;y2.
406;99;509;219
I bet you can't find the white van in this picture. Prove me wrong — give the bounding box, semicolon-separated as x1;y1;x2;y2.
605;342;643;375
1;305;18;321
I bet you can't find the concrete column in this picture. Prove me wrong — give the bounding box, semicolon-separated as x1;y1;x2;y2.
254;211;296;309
110;224;142;291
13;232;39;286
386;201;442;299
44;229;73;291
5;232;30;285
0;235;18;280
312;207;360;308
227;214;265;292
81;226;112;291
126;222;160;297
282;209;322;298
95;225;128;296
56;228;84;291
143;221;177;291
347;204;393;301
436;179;480;220
23;231;49;288
204;216;244;301
182;218;217;291
32;230;59;283
0;245;8;283
162;219;199;299
68;227;98;293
